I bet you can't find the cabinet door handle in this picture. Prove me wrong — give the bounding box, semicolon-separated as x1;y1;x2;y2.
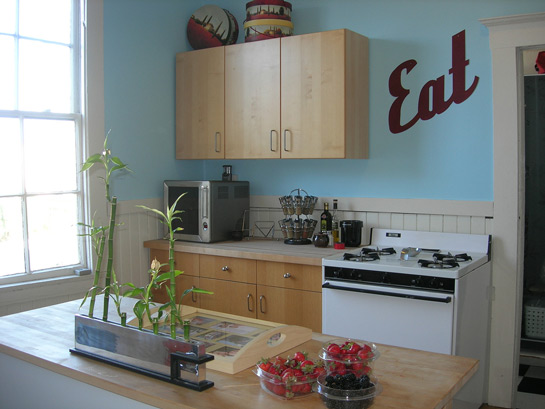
283;129;290;152
214;132;221;153
247;293;254;312
270;130;278;152
191;286;197;303
221;266;229;271
283;273;291;278
259;295;265;314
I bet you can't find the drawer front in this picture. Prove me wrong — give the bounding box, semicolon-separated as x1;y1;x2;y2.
151;274;201;307
149;249;199;276
257;261;322;292
257;285;322;332
200;255;256;283
199;278;256;319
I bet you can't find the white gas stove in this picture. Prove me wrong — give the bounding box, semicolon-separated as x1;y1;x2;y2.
322;228;492;409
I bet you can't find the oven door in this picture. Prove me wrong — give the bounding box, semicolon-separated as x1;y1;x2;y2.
322;281;455;354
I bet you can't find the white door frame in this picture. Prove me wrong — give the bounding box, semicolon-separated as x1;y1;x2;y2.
480;12;545;408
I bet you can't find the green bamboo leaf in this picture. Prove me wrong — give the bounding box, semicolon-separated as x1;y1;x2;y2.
111;156;126;166
156;272;171;283
191;288;214;295
136;205;167;219
81;154;102;172
123;287;144;298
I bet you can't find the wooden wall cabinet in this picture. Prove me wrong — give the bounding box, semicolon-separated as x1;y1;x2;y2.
176;29;369;160
176;47;225;159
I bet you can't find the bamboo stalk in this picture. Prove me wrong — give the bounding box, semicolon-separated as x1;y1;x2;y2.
103;196;117;322
169;225;177;339
88;234;105;318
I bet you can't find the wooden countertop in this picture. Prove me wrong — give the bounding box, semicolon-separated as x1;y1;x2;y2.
0;298;478;409
144;238;346;266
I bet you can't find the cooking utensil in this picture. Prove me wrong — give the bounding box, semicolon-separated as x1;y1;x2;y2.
400;247;422;260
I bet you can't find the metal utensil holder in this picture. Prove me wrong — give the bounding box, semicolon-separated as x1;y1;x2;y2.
278;188;318;245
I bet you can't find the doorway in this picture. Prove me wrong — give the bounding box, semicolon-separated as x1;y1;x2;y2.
481;12;545;408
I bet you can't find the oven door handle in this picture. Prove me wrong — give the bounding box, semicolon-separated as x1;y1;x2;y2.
322;283;452;303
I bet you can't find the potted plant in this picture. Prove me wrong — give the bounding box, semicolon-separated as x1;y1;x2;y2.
72;134;214;391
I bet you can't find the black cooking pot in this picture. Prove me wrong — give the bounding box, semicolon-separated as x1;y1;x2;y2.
340;220;363;247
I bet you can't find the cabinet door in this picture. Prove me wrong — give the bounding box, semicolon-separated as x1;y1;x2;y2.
176;47;225;159
225;39;281;159
257;261;322;292
281;29;369;159
257;285;322;332
199;278;257;319
149;250;200;307
199;255;256;283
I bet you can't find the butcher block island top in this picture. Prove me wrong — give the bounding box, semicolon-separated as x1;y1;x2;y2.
144;238;342;266
0;299;478;409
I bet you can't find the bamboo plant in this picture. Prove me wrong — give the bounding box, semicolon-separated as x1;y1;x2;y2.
80;132;129;320
137;194;213;339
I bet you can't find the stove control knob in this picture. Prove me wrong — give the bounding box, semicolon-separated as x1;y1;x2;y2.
333;269;342;278
381;273;391;284
411;276;422;287
349;269;358;279
429;278;443;289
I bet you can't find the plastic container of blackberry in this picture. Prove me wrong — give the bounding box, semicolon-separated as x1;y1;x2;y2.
319;338;380;375
316;371;382;409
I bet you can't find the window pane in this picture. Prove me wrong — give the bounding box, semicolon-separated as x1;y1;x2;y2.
0;117;23;195
0;35;16;110
0;0;16;34
24;118;77;193
0;197;26;277
27;193;79;271
19;0;72;44
19;39;72;112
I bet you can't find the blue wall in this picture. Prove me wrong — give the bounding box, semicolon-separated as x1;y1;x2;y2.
103;0;545;201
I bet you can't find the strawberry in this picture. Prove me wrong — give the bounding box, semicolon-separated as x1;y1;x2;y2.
293;351;306;362
357;344;373;360
258;357;272;373
327;343;341;357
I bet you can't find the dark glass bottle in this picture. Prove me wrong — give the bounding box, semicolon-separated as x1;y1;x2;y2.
320;202;332;232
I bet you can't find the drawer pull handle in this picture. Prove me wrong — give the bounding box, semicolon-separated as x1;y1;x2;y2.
259;295;265;314
283;273;291;278
221;266;229;271
247;294;254;312
191;286;197;303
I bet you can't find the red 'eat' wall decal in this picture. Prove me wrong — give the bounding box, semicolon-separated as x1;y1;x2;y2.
388;30;479;134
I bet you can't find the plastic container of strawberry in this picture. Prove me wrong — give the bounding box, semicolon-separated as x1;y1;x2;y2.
319;338;380;376
253;353;325;399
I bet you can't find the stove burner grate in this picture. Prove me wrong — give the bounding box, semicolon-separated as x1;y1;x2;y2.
432;252;472;263
343;252;380;262
361;247;397;256
418;259;459;269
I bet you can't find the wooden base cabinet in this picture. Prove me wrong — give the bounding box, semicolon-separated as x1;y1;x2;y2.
256;286;322;333
149;249;200;307
199;278;257;319
148;250;322;332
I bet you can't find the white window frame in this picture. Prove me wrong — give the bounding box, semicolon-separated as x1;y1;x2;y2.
0;0;100;285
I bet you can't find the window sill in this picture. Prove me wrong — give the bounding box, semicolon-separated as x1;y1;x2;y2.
0;274;93;309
